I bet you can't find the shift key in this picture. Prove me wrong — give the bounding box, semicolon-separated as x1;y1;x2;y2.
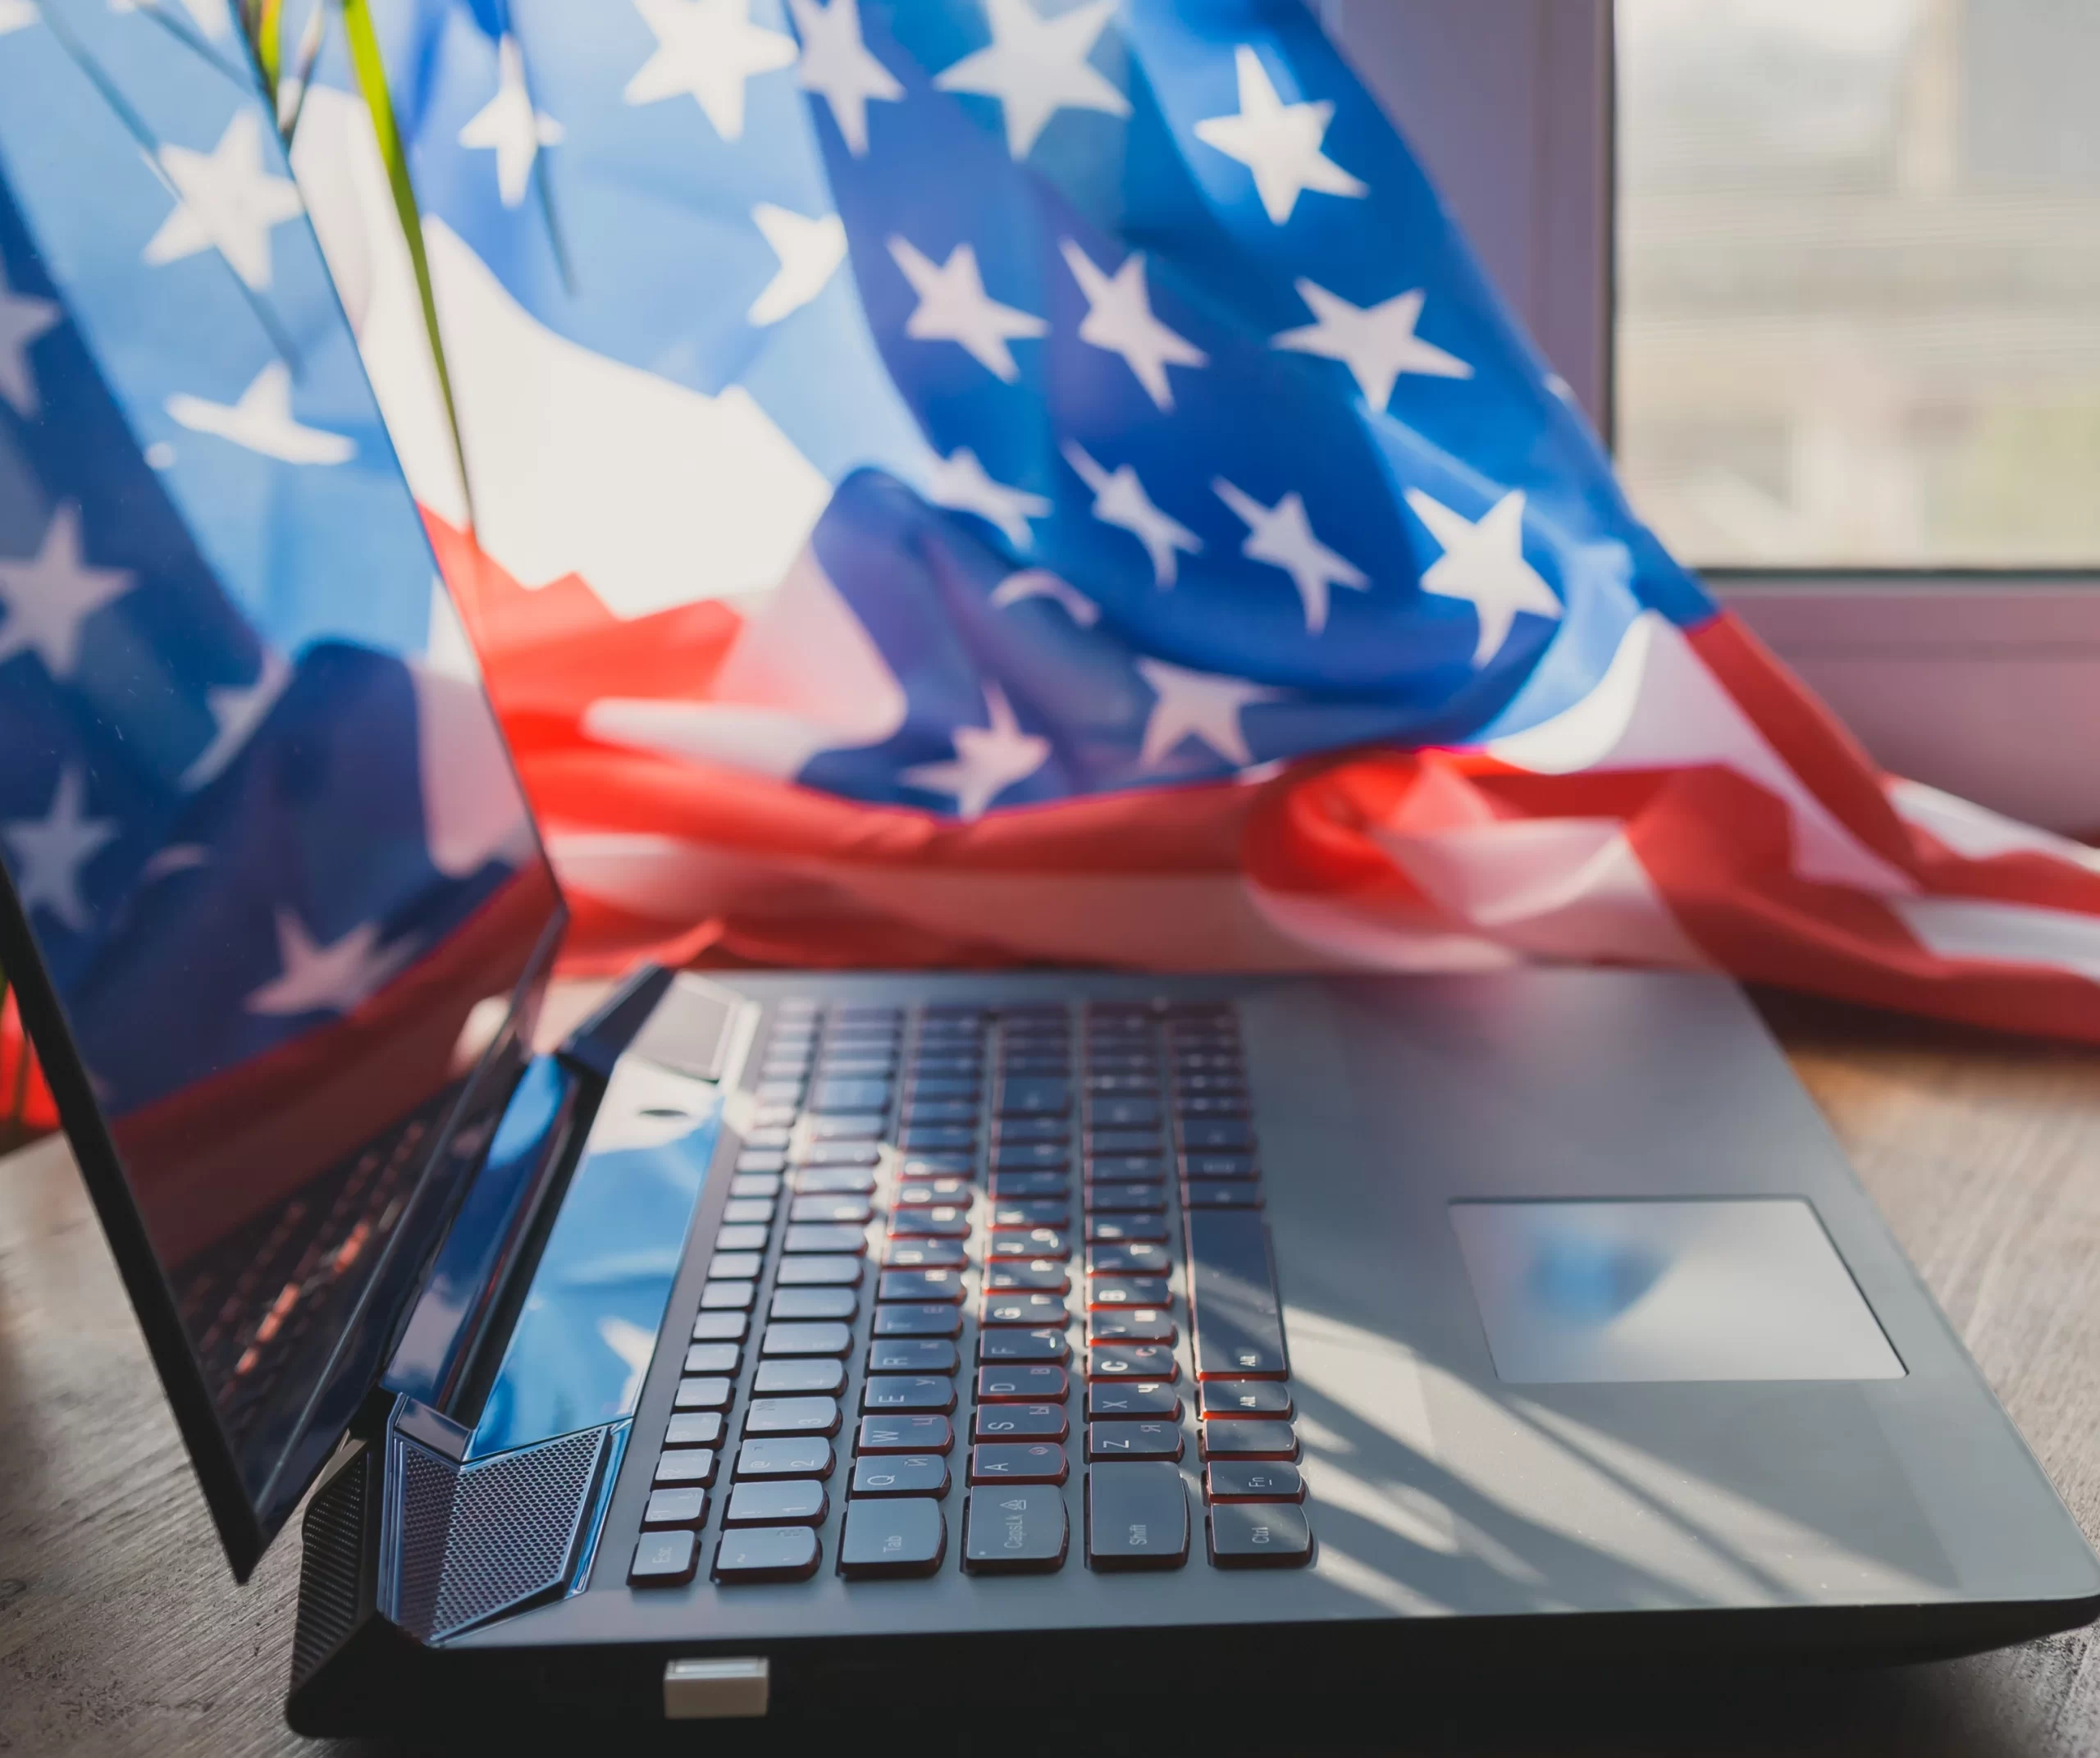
1085;1461;1188;1571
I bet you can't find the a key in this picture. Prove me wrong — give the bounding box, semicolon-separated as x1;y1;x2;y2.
1201;1380;1294;1418
712;1526;821;1583
783;1224;868;1255
1085;1153;1163;1181
1182;1180;1263;1209
1087;1242;1170;1276
896;1177;973;1208
760;1322;853;1358
629;1529;698;1586
986;1171;1066;1199
1085;1461;1189;1571
714;1225;769;1253
1198;1421;1299;1460
1186;1208;1289;1378
979;1329;1070;1364
665;1412;724;1448
797;1140;881;1167
838;1498;947;1579
979;1294;1069;1327
1089;1344;1177;1381
989;1200;1070;1229
983;1261;1070;1295
855;1414;953;1454
1086;1215;1168;1244
867;1338;960;1375
976;1365;1068;1403
683;1343;742;1376
654;1449;718;1486
1089;1310;1176;1345
752;1358;846;1396
1208;1500;1312;1568
723;1480;829;1527
707;1251;763;1281
1205;1460;1305;1503
1087;1421;1183;1461
791;1194;873;1225
850;1454;951;1498
770;1287;856;1321
791;1167;877;1195
742;1396;842;1437
988;1228;1071;1260
883;1239;968;1270
874;1303;963;1337
673;1377;733;1411
1087;1276;1171;1308
728;1173;782;1201
1087;1381;1182;1421
641;1487;708;1529
775;1254;862;1287
962;1487;1068;1573
970;1443;1068;1485
861;1376;956;1413
692;1309;750;1342
1177;1119;1253;1153
723;1198;778;1226
734;1437;836;1479
1084;1181;1166;1212
878;1267;966;1304
972;1404;1068;1442
888;1206;970;1240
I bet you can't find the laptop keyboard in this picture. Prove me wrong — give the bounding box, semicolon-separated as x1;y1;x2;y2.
626;997;1312;1587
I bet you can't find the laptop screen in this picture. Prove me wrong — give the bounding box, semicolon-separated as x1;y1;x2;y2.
0;8;563;1572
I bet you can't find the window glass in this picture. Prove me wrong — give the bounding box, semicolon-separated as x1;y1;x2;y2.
1615;0;2100;569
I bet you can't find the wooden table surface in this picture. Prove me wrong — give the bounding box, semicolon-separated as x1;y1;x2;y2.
2;989;2098;1756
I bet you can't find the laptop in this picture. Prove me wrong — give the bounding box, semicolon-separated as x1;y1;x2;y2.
2;25;2096;1741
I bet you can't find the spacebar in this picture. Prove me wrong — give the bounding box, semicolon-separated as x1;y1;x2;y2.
1185;1209;1288;1379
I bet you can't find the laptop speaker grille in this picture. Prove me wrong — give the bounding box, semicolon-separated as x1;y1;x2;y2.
291;1447;368;1692
394;1427;608;1643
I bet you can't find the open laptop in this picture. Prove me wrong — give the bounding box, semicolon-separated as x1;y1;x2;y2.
2;22;2097;1742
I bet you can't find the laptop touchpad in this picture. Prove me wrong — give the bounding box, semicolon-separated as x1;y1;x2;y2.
1450;1199;1904;1382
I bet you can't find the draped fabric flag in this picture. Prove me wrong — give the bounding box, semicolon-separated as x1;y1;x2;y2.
6;0;2100;1078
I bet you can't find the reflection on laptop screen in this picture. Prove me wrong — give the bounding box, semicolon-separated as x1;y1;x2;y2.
0;5;561;1538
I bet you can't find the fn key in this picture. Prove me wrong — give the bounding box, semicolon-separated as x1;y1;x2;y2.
1085;1462;1189;1571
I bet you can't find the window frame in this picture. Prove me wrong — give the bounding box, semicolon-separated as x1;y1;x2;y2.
1316;0;2100;835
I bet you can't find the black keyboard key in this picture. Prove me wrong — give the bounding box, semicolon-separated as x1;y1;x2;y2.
753;1358;847;1395
753;1083;804;1107
642;1487;708;1528
739;1126;792;1150
995;1117;1071;1146
1202;1380;1294;1418
973;1403;1068;1442
984;1261;1070;1295
1085;1214;1168;1244
904;1098;978;1125
1088;1276;1171;1308
1186;1209;1289;1379
979;1294;1069;1327
1089;1310;1176;1345
1174;1094;1249;1119
735;1437;837;1479
809;1113;888;1142
901;1153;977;1179
797;1140;882;1167
898;1125;977;1153
790;1194;874;1224
1085;1073;1158;1094
1085;1181;1166;1212
1087;1421;1183;1461
1086;1153;1163;1180
707;1251;763;1281
883;1239;968;1270
1178;1119;1253;1152
724;1479;829;1527
684;1343;742;1375
1176;1072;1246;1094
728;1173;782;1201
722;1198;777;1226
665;1412;725;1447
714;1224;769;1253
1087;1242;1171;1276
1206;1460;1305;1503
750;1103;799;1130
674;1377;733;1411
1087;1381;1182;1420
970;1443;1068;1485
989;1200;1070;1229
988;1228;1071;1260
839;1498;947;1578
692;1310;750;1342
897;1177;973;1207
713;1526;822;1583
879;1267;966;1304
1183;1180;1262;1209
1087;1098;1160;1130
987;1171;1068;1199
819;1057;897;1080
1208;1500;1312;1567
868;1337;960;1375
655;1449;718;1486
888;1205;970;1239
812;1078;892;1114
776;1254;863;1286
998;1078;1071;1116
905;1076;980;1101
977;1365;1068;1403
856;1414;954;1454
736;1150;788;1175
784;1223;868;1255
861;1376;956;1413
1084;1129;1162;1157
990;1144;1069;1174
630;1529;698;1586
1089;1344;1178;1381
770;1287;857;1321
963;1487;1068;1573
790;1167;877;1195
851;1454;952;1498
979;1329;1070;1364
1199;1422;1298;1460
1086;1461;1189;1571
874;1303;963;1337
743;1396;842;1437
761;1321;853;1357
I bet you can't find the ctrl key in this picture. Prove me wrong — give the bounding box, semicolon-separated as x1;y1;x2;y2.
963;1486;1068;1574
713;1525;822;1584
1208;1500;1312;1569
630;1527;698;1587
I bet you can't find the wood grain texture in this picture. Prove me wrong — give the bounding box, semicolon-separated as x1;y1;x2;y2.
1;989;2096;1756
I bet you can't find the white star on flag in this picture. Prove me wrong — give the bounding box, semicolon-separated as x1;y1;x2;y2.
165;363;356;465
1213;477;1367;634
1062;441;1199;587
181;648;291;789
902;683;1050;820
888;236;1047;382
0;502;137;680
1405;486;1562;664
1274;279;1470;409
1058;240;1207;412
928;447;1051;549
142;108;304;291
0;2;39;36
933;0;1130;159
1194;44;1367;226
1135;657;1276;769
0;260;59;418
989;568;1098;626
244;908;418;1017
2;768;117;934
458;34;564;208
789;0;901;157
746;203;847;326
624;0;797;141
